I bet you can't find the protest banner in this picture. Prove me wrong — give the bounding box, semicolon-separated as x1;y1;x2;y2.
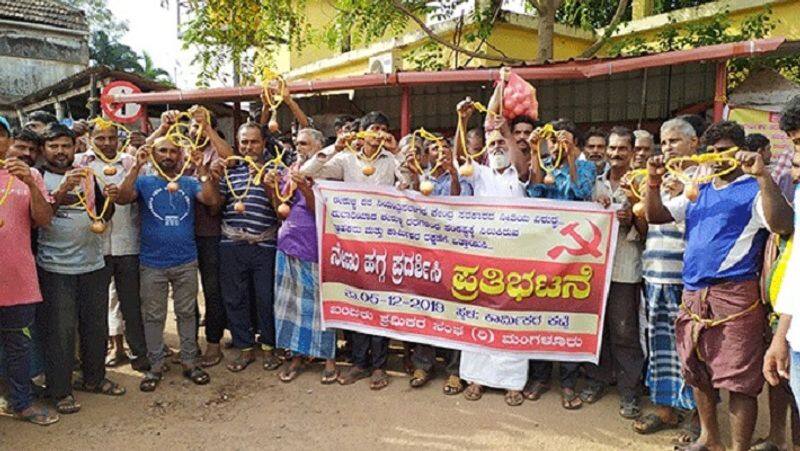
315;181;619;362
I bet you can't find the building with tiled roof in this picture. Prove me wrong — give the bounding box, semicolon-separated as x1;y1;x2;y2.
0;0;90;114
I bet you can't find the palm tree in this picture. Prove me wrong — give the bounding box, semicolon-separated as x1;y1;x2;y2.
90;30;143;72
139;52;173;84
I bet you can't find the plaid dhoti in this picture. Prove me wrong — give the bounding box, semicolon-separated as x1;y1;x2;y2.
274;250;336;360
644;282;695;410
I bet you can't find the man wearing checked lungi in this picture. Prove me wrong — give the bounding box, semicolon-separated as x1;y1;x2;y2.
645;120;794;451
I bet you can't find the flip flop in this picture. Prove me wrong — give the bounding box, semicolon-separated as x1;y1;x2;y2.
463;383;484;401
561;388;583;410
55;395;81;415
579;383;606;404
183;367;210;385
409;369;430;388
634;412;681;435
749;438;782;451
105;353;129;368
443;375;464;395
140;371;163;392
279;362;303;383
200;353;223;368
226;350;256;373
320;368;338;385
523;381;550;401
11;406;59;426
369;369;390;390
73;378;126;396
505;390;524;407
338;366;370;385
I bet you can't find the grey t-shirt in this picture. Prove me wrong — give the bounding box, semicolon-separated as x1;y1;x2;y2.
37;170;106;275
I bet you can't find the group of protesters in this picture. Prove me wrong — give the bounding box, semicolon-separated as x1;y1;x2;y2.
3;70;800;451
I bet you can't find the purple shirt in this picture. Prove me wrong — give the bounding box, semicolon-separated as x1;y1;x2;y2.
277;175;317;262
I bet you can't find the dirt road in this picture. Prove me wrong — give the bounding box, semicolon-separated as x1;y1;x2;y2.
0;331;775;451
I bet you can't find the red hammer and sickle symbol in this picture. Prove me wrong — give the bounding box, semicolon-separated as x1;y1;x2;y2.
547;221;603;259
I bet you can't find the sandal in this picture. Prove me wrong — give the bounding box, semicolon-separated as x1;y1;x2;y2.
464;383;484;401
619;395;641;419
105;353;129;368
226;349;255;373
14;406;59;426
369;369;390;391
338;366;370;385
55;395;81;415
561;388;583;410
279;361;303;383
674;444;709;451
321;368;338;385
634;412;681;435
200;353;223;368
505;390;524;407
579;383;606;404
672;410;701;446
262;351;282;371
443;375;464;395
73;377;126;396
139;371;163;392
749;438;782;451
409;369;430;388
523;381;550;401
183;367;210;385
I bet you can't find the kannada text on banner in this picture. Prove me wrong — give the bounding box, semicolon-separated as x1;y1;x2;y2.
314;181;619;362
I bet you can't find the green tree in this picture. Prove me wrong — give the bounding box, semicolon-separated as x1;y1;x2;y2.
90;30;143;72
173;0;636;85
61;0;129;39
139;52;173;84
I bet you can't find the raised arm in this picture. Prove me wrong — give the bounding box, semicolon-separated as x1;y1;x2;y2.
644;155;677;224
192;107;233;159
145;110;179;146
114;148;147;205
738;151;794;236
299;146;346;181
5;159;52;227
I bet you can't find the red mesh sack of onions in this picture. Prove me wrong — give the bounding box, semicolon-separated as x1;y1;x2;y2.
502;72;539;121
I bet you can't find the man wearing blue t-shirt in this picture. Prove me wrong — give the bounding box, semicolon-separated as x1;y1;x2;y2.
646;121;793;451
113;137;221;392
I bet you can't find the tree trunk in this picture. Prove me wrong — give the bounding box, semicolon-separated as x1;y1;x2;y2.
536;0;556;63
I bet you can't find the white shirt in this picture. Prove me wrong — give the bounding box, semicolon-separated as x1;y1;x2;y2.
76;150;141;257
467;162;526;198
459;161;528;390
300;145;400;186
592;171;643;284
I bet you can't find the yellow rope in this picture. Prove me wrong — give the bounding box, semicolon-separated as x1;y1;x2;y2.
621;169;649;200
149;150;193;184
274;175;296;204
665;147;740;185
0;175;13;207
72;168;111;222
455;101;494;163
165;107;211;151
344;130;388;164
260;67;286;112
222;156;257;203
534;123;565;176
408;128;444;177
88;117;131;165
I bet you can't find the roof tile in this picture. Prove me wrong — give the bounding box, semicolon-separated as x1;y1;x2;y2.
0;0;88;32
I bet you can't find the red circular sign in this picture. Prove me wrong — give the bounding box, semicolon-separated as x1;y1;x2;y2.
100;81;144;123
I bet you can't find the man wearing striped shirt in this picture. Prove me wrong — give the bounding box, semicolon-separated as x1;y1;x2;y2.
633;118;697;436
212;122;282;373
